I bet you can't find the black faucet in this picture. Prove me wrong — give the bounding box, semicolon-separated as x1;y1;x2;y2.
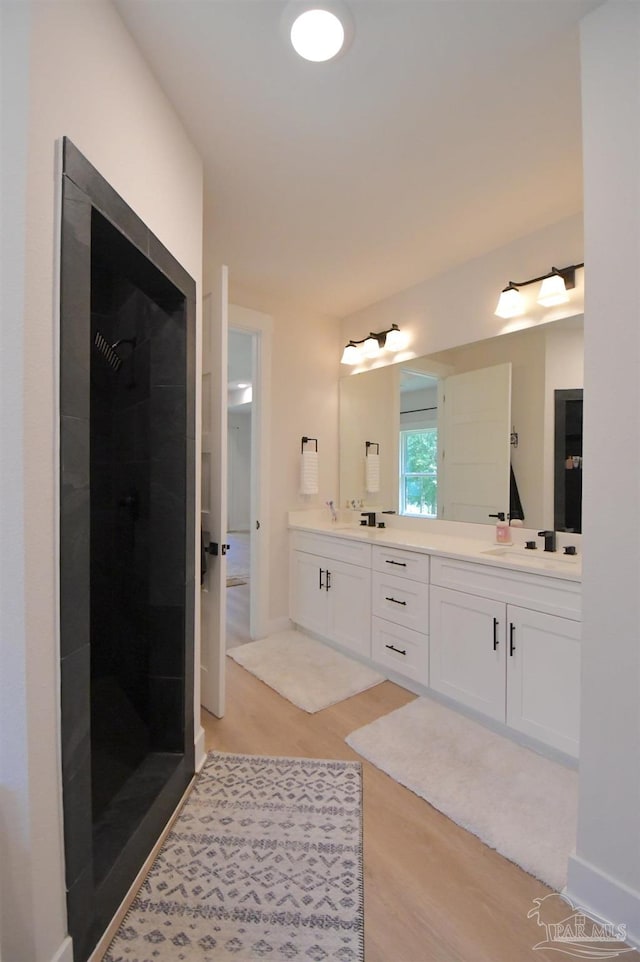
537;530;557;552
361;511;377;527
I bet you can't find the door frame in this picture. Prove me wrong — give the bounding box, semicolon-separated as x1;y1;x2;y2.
228;304;272;640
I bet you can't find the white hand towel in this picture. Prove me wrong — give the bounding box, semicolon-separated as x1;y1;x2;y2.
300;450;319;495
365;453;380;493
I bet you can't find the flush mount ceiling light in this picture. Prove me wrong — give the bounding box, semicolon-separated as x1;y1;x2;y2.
284;1;354;63
291;8;344;61
494;263;584;318
340;324;403;365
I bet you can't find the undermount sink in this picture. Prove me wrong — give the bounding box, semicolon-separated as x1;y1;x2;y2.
480;546;579;565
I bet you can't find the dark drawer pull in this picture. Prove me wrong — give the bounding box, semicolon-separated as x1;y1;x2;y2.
326;569;331;591
385;643;407;656
385;596;407;606
319;568;325;590
493;617;499;651
385;559;407;567
509;622;516;656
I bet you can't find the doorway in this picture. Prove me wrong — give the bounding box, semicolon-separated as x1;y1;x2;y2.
59;139;195;962
554;388;583;533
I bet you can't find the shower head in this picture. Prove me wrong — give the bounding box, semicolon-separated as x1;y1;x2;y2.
94;331;123;372
94;333;137;373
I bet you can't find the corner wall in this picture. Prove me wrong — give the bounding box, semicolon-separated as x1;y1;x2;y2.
567;0;640;942
0;3;203;960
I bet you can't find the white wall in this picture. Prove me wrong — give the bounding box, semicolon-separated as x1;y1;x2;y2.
340;364;399;510
0;3;203;960
1;2;33;960
567;0;640;943
222;283;341;629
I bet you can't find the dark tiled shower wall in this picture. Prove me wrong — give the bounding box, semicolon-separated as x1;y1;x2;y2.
59;139;196;962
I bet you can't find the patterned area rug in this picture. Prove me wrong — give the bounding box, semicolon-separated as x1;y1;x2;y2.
227;631;384;713
103;752;364;961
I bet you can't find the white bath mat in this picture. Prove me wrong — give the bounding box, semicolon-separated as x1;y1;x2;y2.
227;630;385;713
346;695;578;891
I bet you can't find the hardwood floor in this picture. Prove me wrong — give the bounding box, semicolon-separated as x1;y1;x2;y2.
202;661;566;962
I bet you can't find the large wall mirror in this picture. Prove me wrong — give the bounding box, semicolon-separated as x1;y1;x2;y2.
339;315;583;531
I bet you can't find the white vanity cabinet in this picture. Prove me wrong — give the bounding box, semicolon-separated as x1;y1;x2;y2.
290;531;372;657
430;556;580;757
371;545;429;686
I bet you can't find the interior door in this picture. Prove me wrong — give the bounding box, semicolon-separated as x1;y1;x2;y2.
440;362;512;522
200;267;228;717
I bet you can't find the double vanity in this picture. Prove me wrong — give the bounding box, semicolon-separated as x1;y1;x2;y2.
289;513;581;760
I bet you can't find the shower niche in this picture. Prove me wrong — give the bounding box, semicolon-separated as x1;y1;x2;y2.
59;139;195;961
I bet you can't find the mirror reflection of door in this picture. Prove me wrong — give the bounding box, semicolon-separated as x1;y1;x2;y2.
554;388;583;533
440;363;512;523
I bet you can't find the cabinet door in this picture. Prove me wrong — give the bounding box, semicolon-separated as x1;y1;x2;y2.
326;558;371;657
290;550;328;637
506;606;580;757
430;586;505;721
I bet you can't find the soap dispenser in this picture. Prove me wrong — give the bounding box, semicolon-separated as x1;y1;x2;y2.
496;521;511;545
490;512;511;545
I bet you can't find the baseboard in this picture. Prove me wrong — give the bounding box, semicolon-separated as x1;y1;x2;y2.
265;615;292;636
194;725;207;771
49;936;74;962
566;853;640;948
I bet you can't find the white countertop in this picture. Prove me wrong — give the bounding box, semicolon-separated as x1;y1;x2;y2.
288;517;582;583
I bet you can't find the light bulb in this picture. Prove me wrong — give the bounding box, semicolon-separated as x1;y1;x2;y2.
494;286;524;319
538;273;569;307
290;9;345;62
341;342;359;365
362;335;381;357
384;326;403;351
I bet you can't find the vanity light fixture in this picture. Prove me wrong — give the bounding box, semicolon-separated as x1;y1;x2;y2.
340;324;403;365
494;263;584;318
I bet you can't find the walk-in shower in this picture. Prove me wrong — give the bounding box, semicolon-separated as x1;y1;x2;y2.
59;139;195;961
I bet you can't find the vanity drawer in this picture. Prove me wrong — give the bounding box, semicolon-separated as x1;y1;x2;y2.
372;545;429;583
430;555;581;621
372;617;429;686
372;570;429;632
291;530;372;568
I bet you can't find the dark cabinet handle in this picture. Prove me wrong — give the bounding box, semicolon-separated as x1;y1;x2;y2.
385;559;407;567
326;570;331;591
319;568;325;590
509;623;516;656
385;644;407;656
493;617;499;650
385;596;407;606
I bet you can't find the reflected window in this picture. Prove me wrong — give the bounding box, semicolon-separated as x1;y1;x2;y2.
399;428;438;517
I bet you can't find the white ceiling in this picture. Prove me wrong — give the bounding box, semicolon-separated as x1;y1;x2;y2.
115;0;598;318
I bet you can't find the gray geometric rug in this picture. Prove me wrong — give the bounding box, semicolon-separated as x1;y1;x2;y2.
103;751;364;961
